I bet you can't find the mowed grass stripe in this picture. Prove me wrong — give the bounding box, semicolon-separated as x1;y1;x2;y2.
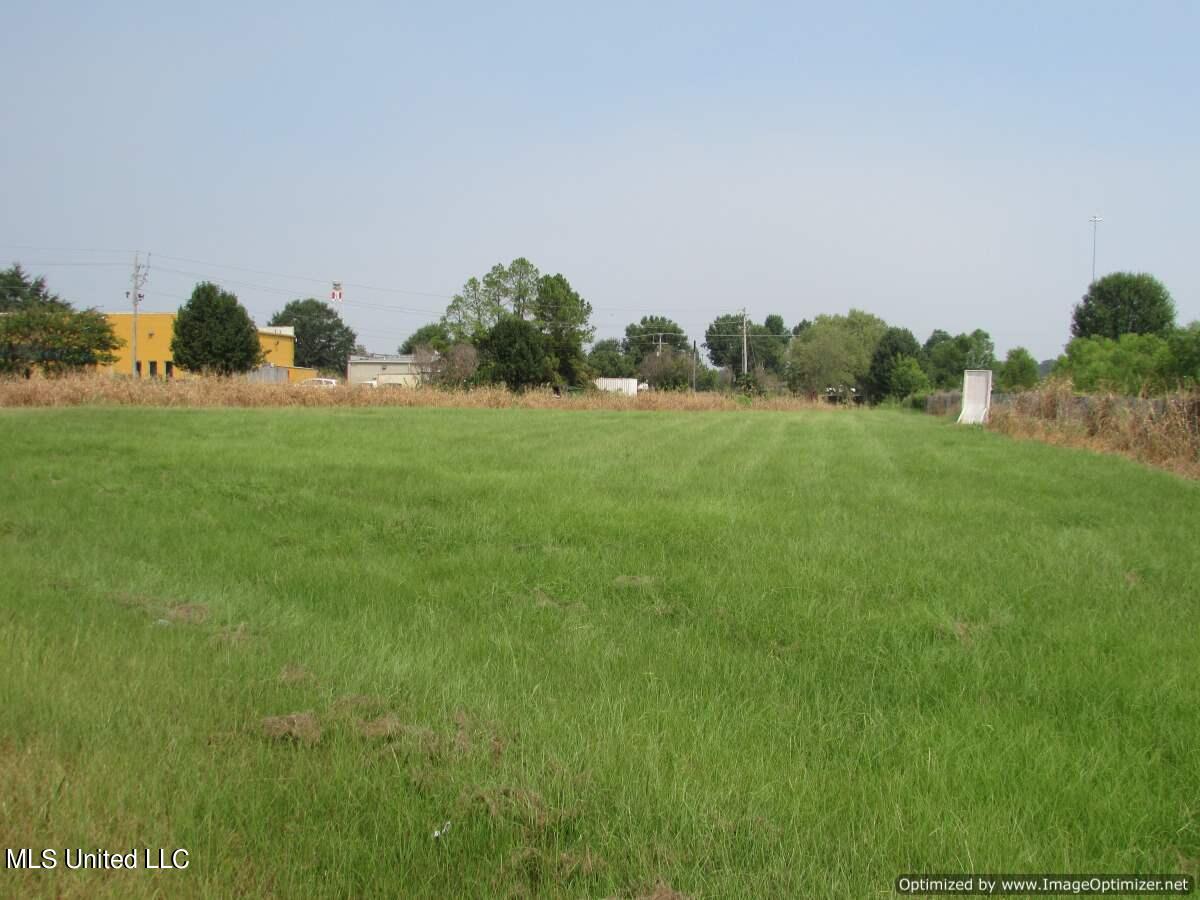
0;406;1197;898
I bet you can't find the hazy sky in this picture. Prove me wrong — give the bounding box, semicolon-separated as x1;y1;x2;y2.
2;1;1196;362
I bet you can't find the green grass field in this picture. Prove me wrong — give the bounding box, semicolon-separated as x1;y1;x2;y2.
2;407;1197;898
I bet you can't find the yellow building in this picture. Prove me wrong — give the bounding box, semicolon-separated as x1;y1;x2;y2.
103;312;318;383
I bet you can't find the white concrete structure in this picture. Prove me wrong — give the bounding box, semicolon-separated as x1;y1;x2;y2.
957;369;993;424
346;354;425;387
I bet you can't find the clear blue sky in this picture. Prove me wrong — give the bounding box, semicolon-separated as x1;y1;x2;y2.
2;1;1196;362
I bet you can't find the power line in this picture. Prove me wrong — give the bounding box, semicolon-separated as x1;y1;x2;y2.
5;243;812;346
150;252;456;300
1;260;129;268
0;243;131;255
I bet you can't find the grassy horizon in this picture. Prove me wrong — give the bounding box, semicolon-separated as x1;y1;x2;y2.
2;406;1197;897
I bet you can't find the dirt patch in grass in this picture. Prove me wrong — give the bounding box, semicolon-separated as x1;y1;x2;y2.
558;847;605;879
400;726;444;758
357;717;444;758
278;664;312;685
462;786;574;834
214;622;252;646
261;712;322;746
937;619;986;647
167;603;210;624
449;709;511;764
605;881;691;900
497;845;606;894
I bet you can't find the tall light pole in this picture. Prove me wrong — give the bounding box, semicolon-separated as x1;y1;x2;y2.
1089;215;1103;282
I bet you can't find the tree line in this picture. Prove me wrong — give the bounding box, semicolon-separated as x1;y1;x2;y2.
2;259;1196;398
397;258;1039;400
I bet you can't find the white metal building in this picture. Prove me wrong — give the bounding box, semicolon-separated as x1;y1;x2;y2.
346;354;426;387
593;377;646;396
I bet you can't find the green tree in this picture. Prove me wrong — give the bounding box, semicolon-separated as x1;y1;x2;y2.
0;265;120;376
171;282;263;376
482;258;541;319
0;305;121;376
531;273;594;386
998;347;1039;391
623;316;687;364
704;314;745;371
923;329;952;354
864;327;922;401
758;314;790;375
1053;333;1171;394
786;310;888;395
704;313;790;375
924;329;997;389
964;329;997;369
638;347;693;390
1163;322;1200;386
400;322;451;355
0;263;71;312
1071;272;1176;340
888;355;931;399
588;338;635;378
477;315;553;390
442;276;504;343
268;298;357;373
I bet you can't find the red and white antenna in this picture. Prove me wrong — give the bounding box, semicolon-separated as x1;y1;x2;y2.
330;281;344;303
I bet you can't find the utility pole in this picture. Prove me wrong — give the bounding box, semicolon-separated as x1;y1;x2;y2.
741;308;748;377
692;340;697;391
126;252;150;377
1089;215;1103;283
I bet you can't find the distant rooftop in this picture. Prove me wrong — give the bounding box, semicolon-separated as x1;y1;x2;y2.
349;354;418;363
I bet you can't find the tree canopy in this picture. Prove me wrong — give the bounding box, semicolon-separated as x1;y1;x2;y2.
863;327;922;401
638;347;694;390
588;338;636;378
888;355;930;399
400;321;451;355
0;265;119;376
477;315;554;390
442;277;504;343
482;258;540;319
1;263;71;313
786;310;888;395
924;329;996;389
171;282;263;376
704;313;790;375
1163;322;1200;387
998;347;1040;391
1071;272;1176;340
623;316;687;364
268;298;357;373
442;258;545;343
531;273;594;386
1053;333;1171;394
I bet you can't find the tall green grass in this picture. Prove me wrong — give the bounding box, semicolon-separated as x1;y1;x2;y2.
1;407;1197;898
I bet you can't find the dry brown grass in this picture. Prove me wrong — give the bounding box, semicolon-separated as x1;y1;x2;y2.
987;380;1200;478
260;712;322;746
0;373;833;412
